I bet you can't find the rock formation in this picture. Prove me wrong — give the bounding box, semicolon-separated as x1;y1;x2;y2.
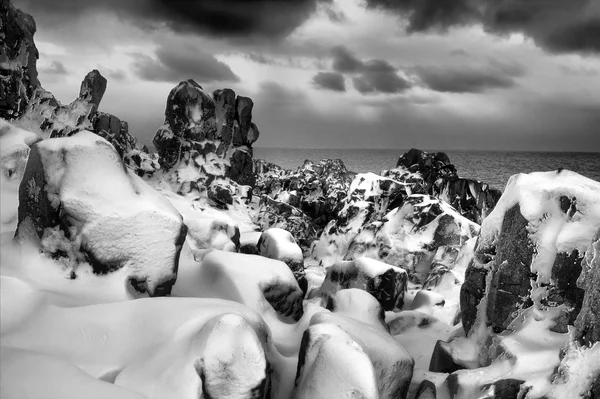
0;1;40;119
384;148;502;224
16;131;187;297
152;79;260;192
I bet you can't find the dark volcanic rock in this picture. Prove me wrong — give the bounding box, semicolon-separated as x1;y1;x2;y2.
0;1;40;119
389;148;501;224
317;257;408;311
15;131;186;297
460;261;489;334
574;228;600;345
79;69;107;110
152;80;261;192
254;195;318;252
254;158;353;230
486;204;535;333
429;340;466;374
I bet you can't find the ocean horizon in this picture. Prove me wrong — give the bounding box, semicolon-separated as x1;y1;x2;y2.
254;147;600;191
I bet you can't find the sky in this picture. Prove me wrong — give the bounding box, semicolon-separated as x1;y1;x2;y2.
13;0;600;151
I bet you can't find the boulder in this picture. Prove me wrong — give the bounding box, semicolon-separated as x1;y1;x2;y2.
174;250;304;323
317;257;408;311
310;312;415;399
326;288;389;332
293;323;379;399
15;131;187;297
257;228;304;277
195;314;271;399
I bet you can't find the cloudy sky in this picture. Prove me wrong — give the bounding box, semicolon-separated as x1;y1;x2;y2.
14;0;600;151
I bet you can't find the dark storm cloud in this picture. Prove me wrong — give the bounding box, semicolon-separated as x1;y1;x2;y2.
330;46;412;94
352;60;412;94
364;0;600;54
40;60;68;75
17;0;331;40
131;43;239;83
414;60;526;93
331;46;364;73
312;72;346;92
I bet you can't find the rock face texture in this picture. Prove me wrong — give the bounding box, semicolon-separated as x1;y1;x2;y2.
575;228;600;345
310;171;479;285
460;171;599;336
152;80;260;191
317;257;408;311
387;148;502;224
253;159;354;251
16;131;187;297
0;1;40;119
436;171;600;398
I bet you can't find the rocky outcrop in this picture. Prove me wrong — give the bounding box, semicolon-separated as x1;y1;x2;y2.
254;195;319;252
574;228;600;345
386;148;501;224
436;171;600;398
311;171;479;284
460;170;599;335
16;131;187;297
152;80;260;191
254;158;353;226
316;257;408;311
0;1;40;119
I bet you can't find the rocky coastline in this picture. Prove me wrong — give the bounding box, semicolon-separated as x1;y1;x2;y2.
1;2;599;399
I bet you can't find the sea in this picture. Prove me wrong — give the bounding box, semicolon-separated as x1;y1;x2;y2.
254;148;600;191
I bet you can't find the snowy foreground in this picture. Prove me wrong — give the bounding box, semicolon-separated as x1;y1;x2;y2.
1;120;599;399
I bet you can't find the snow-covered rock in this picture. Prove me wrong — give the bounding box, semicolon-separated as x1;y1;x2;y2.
258;228;304;277
254;159;353;227
310;312;415;399
574;227;600;345
255;195;319;252
438;170;600;397
461;170;600;335
385;148;502;224
311;172;479;284
0;275;294;399
326;288;388;332
0;119;40;235
292;323;379;399
15;131;187;297
152;79;260;189
0;1;40;120
174;249;304;323
316;257;408;311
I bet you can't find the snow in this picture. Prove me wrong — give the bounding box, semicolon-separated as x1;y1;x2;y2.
0;119;39;234
478;170;600;285
16;131;186;296
258;228;303;267
292;323;379;399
